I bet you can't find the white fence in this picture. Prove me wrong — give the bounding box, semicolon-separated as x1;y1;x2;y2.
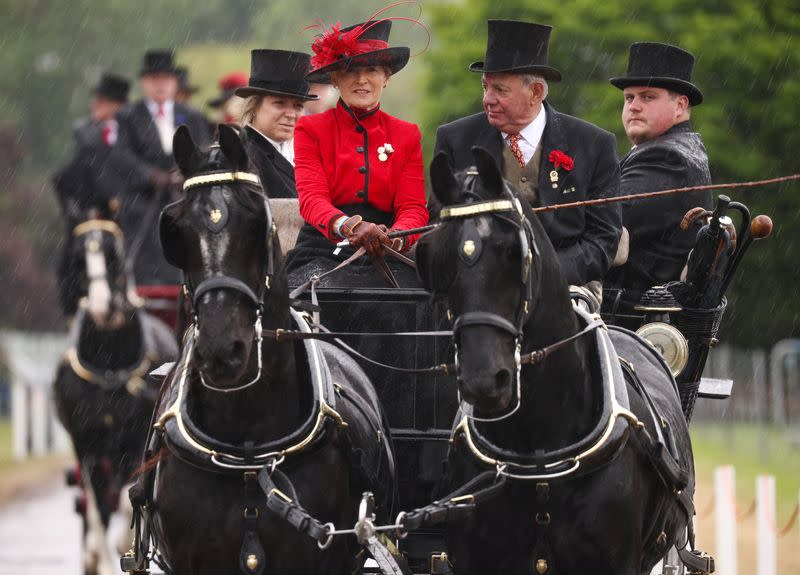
706;465;799;575
0;330;70;460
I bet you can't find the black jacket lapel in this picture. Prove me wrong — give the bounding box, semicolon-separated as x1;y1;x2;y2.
538;102;570;203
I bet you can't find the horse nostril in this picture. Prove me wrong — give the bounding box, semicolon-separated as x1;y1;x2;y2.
230;341;246;364
495;369;511;392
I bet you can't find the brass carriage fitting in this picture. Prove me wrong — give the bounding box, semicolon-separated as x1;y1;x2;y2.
431;552;451;574
535;558;549;573
246;554;259;571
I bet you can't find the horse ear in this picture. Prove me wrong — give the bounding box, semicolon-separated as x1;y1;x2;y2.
173;125;202;176
218;124;250;172
158;202;185;269
429;152;459;207
471;146;505;198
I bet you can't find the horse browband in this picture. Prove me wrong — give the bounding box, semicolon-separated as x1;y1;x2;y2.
182;171;261;193
439;199;518;220
73;219;124;239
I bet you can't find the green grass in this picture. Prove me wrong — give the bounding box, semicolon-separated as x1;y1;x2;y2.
691;423;800;520
0;417;12;466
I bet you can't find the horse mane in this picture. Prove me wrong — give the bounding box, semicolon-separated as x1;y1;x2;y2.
130;446;169;481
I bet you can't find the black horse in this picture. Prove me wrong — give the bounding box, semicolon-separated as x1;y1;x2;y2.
53;215;178;574
414;149;701;575
133;125;394;575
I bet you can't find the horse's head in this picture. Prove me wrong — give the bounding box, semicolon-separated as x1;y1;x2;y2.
159;124;280;390
417;148;563;417
71;213;131;329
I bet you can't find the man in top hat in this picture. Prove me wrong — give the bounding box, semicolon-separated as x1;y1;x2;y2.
113;50;211;287
236;49;318;199
604;42;712;307
434;20;621;306
208;71;248;125
52;72;131;317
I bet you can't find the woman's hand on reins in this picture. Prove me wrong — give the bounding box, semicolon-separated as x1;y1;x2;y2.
340;215;394;257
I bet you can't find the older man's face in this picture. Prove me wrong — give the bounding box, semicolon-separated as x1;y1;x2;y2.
482;73;541;135
622;86;688;145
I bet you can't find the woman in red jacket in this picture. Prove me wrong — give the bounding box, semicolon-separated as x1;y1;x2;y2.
286;19;428;282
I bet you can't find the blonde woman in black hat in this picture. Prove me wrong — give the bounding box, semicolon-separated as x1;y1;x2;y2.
604;42;712;312
434;20;622;310
286;18;428;280
235;49;318;199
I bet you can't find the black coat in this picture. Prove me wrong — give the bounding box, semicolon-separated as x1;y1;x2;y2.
605;121;712;298
241;126;297;199
112;100;211;285
434;102;621;285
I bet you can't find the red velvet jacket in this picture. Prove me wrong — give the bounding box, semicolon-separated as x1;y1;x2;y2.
294;100;428;245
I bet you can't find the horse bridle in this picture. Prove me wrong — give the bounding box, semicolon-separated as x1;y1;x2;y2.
72;219;129;294
178;168;276;393
437;173;539;422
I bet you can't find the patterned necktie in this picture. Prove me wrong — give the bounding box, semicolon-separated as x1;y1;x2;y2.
156;102;165;118
507;133;526;168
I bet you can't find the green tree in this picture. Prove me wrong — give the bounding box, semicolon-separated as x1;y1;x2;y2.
421;0;800;346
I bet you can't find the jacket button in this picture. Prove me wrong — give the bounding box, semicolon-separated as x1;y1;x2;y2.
356;190;365;198
356;146;365;153
358;166;367;174
520;176;528;183
355;125;365;133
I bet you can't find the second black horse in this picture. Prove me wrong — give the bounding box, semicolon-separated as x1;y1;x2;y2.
414;149;703;575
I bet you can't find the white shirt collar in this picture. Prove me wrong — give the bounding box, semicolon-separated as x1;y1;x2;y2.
502;105;547;151
250;125;294;166
146;99;174;118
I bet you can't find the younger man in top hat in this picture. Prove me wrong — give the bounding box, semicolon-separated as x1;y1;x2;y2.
604;42;712;308
434;20;621;308
114;50;211;286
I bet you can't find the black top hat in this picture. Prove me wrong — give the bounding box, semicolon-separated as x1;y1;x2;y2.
610;42;703;106
140;50;177;77
469;20;561;82
235;50;318;101
92;73;130;103
305;20;410;84
176;67;198;94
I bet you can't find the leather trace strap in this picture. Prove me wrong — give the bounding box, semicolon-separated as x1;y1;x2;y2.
398;471;506;533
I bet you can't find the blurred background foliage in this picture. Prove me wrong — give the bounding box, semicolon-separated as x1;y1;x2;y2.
0;0;797;346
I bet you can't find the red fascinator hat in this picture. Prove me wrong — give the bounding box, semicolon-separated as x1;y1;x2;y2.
305;20;409;84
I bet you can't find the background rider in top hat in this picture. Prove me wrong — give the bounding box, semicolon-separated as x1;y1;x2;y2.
52;72;130;319
114;50;211;287
604;42;712;309
434;20;621;309
236;49;318;199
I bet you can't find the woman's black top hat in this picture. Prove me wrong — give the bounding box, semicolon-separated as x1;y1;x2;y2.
469;20;562;82
176;67;198;94
235;50;318;101
92;73;130;103
610;42;703;106
305;20;410;84
140;50;177;77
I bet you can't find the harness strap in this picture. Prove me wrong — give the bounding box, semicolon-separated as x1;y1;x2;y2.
453;312;519;337
399;471;506;532
193;276;262;310
677;547;715;574
257;466;331;544
289;247;367;300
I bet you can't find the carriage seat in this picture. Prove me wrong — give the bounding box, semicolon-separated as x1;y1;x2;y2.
269;199;303;255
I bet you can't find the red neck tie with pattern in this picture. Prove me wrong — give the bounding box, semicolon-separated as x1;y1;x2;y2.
507;133;526;168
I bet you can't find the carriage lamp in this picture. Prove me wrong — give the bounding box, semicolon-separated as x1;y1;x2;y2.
635;322;689;376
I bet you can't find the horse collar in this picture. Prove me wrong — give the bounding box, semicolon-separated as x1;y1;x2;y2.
452;306;640;480
155;308;345;473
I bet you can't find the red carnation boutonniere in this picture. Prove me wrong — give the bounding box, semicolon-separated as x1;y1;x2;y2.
547;150;574;188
